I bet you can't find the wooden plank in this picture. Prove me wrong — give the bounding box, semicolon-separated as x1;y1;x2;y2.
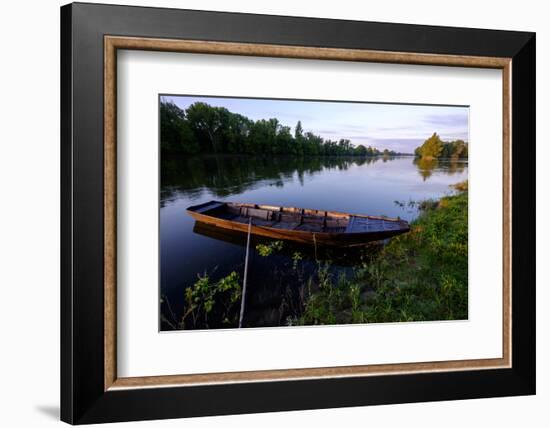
247;208;270;220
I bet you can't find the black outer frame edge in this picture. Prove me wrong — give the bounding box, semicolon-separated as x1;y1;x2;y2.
510;34;536;392
70;1;533;56
60;2;536;424
80;370;531;424
60;4;74;425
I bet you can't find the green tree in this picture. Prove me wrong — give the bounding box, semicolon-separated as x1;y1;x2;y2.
222;113;251;154
294;121;304;156
186;102;224;153
276;125;294;155
294;120;303;139
355;144;367;156
160;101;198;154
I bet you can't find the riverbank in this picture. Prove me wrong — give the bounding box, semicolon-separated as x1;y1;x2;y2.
292;180;468;325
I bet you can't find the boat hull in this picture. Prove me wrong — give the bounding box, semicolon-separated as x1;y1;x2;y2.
187;209;409;247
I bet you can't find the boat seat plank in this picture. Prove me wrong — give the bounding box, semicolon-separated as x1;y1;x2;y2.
243;207;272;220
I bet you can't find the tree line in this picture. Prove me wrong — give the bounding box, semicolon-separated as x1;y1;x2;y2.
161;100;404;157
414;132;468;160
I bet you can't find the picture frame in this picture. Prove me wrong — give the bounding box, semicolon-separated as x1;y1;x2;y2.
61;2;535;424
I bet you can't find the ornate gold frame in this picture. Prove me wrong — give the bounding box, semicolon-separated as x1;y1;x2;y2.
103;36;512;391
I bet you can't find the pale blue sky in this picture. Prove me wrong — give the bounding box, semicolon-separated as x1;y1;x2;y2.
161;95;469;154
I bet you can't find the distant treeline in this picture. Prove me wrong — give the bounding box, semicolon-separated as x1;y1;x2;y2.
161;100;406;157
414;132;468;160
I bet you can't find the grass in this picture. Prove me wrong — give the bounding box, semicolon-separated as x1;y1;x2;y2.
291;180;468;325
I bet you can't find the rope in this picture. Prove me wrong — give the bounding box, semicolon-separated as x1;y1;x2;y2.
313;233;318;261
238;218;252;328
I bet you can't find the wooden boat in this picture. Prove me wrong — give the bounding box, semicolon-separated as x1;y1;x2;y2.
187;201;410;247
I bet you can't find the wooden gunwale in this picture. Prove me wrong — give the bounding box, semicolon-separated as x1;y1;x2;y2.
194;200;406;222
186;201;410;246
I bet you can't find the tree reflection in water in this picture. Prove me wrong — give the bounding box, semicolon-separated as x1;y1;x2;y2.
413;157;467;181
161;155;394;206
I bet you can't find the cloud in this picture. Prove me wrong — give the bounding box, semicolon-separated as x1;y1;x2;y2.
422;113;468;128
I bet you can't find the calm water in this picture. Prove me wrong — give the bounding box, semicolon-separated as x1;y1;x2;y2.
160;155;467;330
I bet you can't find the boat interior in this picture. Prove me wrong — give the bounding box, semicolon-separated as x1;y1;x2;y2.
190;201;406;234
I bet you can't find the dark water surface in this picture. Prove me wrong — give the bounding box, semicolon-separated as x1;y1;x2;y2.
160;155;467;330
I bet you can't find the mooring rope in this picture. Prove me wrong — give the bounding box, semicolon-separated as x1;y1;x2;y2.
238;218;252;328
313;233;318;261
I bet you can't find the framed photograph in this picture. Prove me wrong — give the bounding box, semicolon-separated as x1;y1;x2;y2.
61;2;535;424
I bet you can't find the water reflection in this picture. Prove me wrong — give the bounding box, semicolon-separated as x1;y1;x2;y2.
193;221;377;267
161;155;393;205
413;157;467;181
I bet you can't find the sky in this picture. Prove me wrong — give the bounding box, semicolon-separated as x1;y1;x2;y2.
161;95;469;154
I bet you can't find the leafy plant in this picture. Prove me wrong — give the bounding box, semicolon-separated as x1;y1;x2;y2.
256;240;284;257
180;271;241;329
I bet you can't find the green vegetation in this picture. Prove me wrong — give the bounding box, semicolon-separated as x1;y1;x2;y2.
161;100;405;156
256;240;284;257
414;132;468;160
267;181;469;325
162;271;242;330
